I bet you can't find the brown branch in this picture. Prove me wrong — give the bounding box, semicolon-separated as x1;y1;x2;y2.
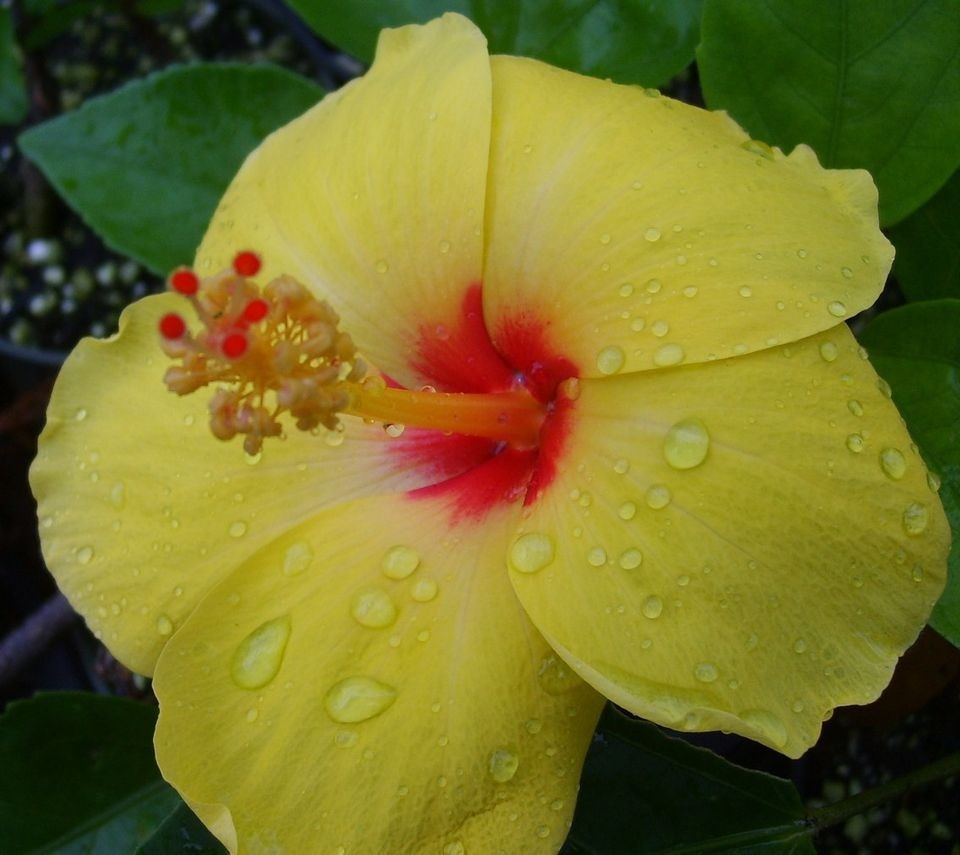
0;593;77;687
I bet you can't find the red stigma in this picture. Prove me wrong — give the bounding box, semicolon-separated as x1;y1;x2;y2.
159;313;186;339
170;268;199;296
243;298;269;323
221;331;249;359
233;251;261;277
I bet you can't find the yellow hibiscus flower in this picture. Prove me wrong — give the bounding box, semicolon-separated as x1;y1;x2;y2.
31;13;949;854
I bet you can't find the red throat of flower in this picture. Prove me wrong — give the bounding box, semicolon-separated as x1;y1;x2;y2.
158;252;577;516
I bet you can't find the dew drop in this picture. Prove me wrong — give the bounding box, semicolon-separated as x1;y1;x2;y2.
618;501;637;520
596;345;626;375
488;747;520;783
156;614;173;636
599;233;611;245
375;259;389;274
613;458;630;475
642;595;663;619
509;533;555;574
663;418;710;469
827;301;847;318
586;547;607;567
653;343;685;366
351;588;398;629
902;503;929;536
324;676;397;723
618;548;643;570
645;278;662;294
438;239;451;254
845;433;865;453
536;825;550;839
911;564;924;583
651;320;669;337
877;378;893;398
682;286;699;298
618;283;634;298
644;227;661;242
694;662;719;683
741;138;774;158
630;317;646;332
738;285;753;298
879;447;906;480
282;540;314;576
76;546;94;565
245;708;258;723
228;520;248;538
334;729;359;749
927;471;941;492
538;654;577;694
847;399;864;416
381;545;421;579
794;639;807;654
645;484;672;509
384;423;406;438
230;615;292;689
109;482;125;509
411;577;439;602
443;843;465;855
841;266;853;279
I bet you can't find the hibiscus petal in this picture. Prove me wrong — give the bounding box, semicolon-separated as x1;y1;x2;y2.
195;13;493;390
483;56;893;378
30;296;449;675
508;325;949;757
153;489;602;853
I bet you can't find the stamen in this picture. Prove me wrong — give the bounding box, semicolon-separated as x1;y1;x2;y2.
157;253;547;454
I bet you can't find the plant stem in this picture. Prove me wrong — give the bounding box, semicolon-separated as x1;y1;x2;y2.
0;593;76;687
810;750;960;831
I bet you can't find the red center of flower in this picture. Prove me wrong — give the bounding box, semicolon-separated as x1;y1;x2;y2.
395;284;577;523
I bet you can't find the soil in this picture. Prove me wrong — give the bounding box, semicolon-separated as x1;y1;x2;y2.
1;3;957;854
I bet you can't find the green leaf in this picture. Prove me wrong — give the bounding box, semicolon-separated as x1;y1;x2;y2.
0;7;29;125
288;0;704;88
18;63;324;273
697;0;960;226
563;707;814;854
135;801;226;855
889;169;960;302
860;301;960;647
0;692;180;854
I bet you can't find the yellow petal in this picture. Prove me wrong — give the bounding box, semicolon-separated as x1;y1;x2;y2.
30;296;459;675
483;56;893;378
153;489;602;853
509;325;948;757
197;13;493;390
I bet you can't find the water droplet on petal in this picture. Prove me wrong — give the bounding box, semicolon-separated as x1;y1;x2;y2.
794;639;807;654
443;843;465;855
642;596;663;619
230;615;292;689
618;501;637;520
645;278;662;294
525;718;543;734
334;729;359;748
76;546;94;565
847;399;864;416
509;533;555;574
411;577;439;602
536;825;551;840
911;564;924;583
645;484;671;509
827;301;847;317
613;458;630;475
841;266;853;279
618;283;634;297
375;259;389;274
229;520;248;538
619;548;643;570
488;747;520;783
381;545;421;579
694;662;718;683
644;227;661;242
156;614;173;636
846;433;865;453
538;654;577;694
879;447;906;480
324;676;397;723
653;343;685;366
738;286;753;298
596;345;626;375
282;540;314;576
902;503;929;536
110;483;125;509
351;588;398;628
818;341;838;362
927;471;941;492
663;418;710;469
586;547;607;567
651;320;669;337
877;378;893;398
683;286;699;298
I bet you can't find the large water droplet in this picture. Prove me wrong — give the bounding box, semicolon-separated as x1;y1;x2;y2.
324;675;397;723
642;595;663;619
879;447;906;480
651;320;669;337
847;399;864;417
76;546;94;565
228;520;248;538
818;341;838;362
509;533;555;574
619;548;643;570
653;343;685;366
488;747;520;783
282;540;314;576
538;654;577;694
827;301;847;318
230;615;292;689
694;662;718;683
644;227;661;242
110;482;125;509
645;484;671;509
618;501;637;520
381;545;421;579
411;577;439;602
663;418;710;469
902;503;929;536
156;614;173;636
845;433;865;454
586;547;607;567
351;588;398;629
596;345;626;375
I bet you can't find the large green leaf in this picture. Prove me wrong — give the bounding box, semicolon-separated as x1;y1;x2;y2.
562;707;814;854
697;0;960;226
0;692;180;853
860;301;960;647
18;63;323;274
136;801;226;855
889;169;960;302
0;7;28;125
289;0;704;87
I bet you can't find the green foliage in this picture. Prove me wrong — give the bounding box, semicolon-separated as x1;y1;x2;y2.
0;693;180;853
288;0;703;87
0;7;28;125
18;63;323;274
889;170;960;302
136;802;227;854
697;0;960;226
861;300;960;648
563;707;814;853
